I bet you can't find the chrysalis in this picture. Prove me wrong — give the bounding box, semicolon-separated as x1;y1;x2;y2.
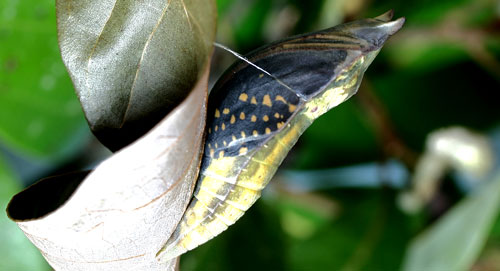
158;10;405;261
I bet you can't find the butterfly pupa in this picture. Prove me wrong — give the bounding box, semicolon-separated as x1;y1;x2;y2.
157;10;405;261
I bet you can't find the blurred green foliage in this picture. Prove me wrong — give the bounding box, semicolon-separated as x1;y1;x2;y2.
1;0;89;269
0;0;88;161
1;0;499;270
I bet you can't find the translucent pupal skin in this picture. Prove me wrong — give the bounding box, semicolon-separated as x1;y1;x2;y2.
157;11;404;261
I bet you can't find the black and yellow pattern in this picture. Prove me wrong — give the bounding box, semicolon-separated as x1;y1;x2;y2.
158;11;405;260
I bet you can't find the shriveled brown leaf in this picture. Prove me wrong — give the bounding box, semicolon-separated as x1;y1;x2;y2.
7;65;210;271
57;0;216;151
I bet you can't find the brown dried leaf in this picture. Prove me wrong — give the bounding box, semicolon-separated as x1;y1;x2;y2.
57;0;216;151
7;65;209;271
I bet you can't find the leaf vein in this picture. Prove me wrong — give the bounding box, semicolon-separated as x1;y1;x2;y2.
120;0;173;127
85;0;118;97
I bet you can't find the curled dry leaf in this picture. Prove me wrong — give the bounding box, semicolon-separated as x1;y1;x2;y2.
6;66;209;271
57;0;216;151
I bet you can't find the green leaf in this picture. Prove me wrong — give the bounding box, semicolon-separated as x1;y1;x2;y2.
56;0;217;151
0;156;50;271
0;0;88;159
403;171;500;271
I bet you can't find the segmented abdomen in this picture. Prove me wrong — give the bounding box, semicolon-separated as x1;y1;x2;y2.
161;106;311;259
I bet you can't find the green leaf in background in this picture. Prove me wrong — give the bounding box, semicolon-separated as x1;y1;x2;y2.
57;0;217;151
403;171;500;271
474;212;500;270
0;156;50;271
287;189;412;271
0;0;88;160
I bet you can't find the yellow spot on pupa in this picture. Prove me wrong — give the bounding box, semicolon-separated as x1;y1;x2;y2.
208;127;212;134
223;108;230;114
281;114;284;119
240;112;246;120
230;115;236;124
251;96;257;104
208;143;212;148
239;147;248;155
259;73;264;78
263;95;272;107
215;109;220;118
263;115;269;122
274;112;280;118
251;115;257;122
223;140;227;146
253;130;258;136
221;123;226;130
232;135;237;141
209;148;215;157
239;93;248;102
265;127;271;134
186;210;198;226
277;122;284;129
275;95;287;104
241;131;246;138
215;125;218;131
289;104;297;112
219;150;225;158
215;142;218;148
